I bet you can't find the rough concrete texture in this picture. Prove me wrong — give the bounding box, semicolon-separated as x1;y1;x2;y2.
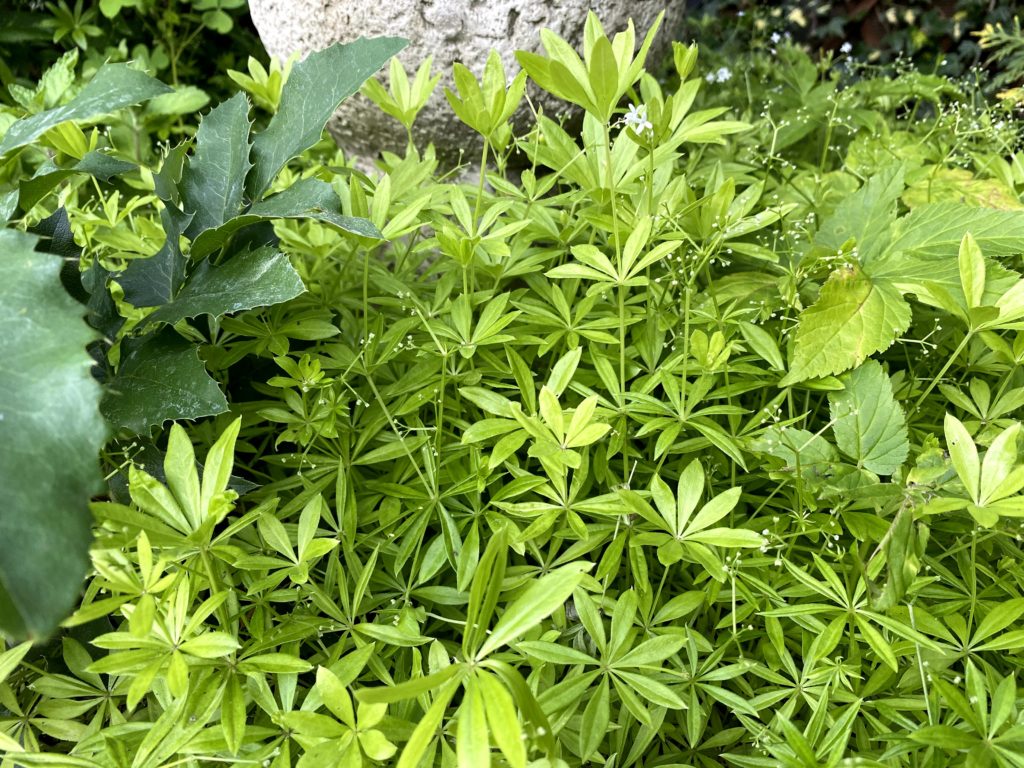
249;0;687;164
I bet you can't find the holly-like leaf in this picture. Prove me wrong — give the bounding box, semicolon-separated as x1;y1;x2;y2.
0;230;106;640
179;92;253;238
18;151;136;212
191;178;380;259
781;265;911;384
101;330;228;434
117;205;192;308
146;246;305;325
829;360;909;475
0;64;172;157
246;36;406;199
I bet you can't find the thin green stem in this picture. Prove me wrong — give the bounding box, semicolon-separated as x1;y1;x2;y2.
602;123;627;485
913;331;972;412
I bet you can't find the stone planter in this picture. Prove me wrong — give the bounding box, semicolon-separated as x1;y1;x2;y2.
248;0;687;163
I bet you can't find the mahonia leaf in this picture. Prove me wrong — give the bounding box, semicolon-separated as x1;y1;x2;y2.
829;360;909;475
101;330;228;434
146;246;305;325
117;205;193;308
179;92;253;238
18;151;136;212
0;64;172;156
191;178;380;259
0;230;106;640
246;36;406;199
781;264;910;385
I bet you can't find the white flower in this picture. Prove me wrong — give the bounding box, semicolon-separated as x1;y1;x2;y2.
623;103;653;137
840;42;852;54
770;32;782;44
715;66;732;83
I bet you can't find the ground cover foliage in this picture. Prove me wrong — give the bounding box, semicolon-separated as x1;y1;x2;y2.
6;8;1024;768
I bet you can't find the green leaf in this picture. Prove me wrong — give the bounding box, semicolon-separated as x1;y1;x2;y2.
883;203;1024;263
457;678;490;768
945;413;980;503
479;672;525;768
815;164;903;264
395;678;460;768
101;330;228;434
579;677;610;760
18;151;136;212
781;265;910;384
179;631;240;658
958;233;986;308
829;360;909;475
751;426;839;485
118;205;191;308
146;247;305;325
179;92;253;238
191;178;380;260
686;528;765;548
357;665;463;705
972;598;1024;646
477;562;591;658
909;725;978;751
0;64;172;157
0;230;106;640
247;37;406;198
144;85;210;116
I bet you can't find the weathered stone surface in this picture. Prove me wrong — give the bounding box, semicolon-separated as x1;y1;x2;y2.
249;0;687;164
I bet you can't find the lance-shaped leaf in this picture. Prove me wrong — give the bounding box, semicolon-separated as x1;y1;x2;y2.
0;230;106;640
146;246;305;326
246;36;406;199
0;64;172;156
829;360;909;475
781;265;911;385
101;330;228;434
179;92;253;238
191;178;380;259
476;562;591;659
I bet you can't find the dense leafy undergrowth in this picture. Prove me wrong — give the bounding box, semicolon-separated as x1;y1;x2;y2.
7;9;1024;767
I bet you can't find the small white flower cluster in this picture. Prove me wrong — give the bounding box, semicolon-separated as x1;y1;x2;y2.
840;42;853;54
705;66;733;84
623;103;653;137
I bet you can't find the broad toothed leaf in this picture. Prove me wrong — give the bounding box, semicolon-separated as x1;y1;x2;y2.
179;92;253;238
117;205;192;308
829;360;909;475
0;64;172;156
782;265;910;384
0;230;106;640
191;178;379;259
101;330;228;434
146;246;305;325
815;164;903;264
246;36;406;198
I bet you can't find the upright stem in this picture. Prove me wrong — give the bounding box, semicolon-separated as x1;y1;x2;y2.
913;331;972;412
470;139;490;296
603;123;627;485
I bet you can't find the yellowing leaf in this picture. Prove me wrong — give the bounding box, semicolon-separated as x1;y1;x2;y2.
782;265;910;384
